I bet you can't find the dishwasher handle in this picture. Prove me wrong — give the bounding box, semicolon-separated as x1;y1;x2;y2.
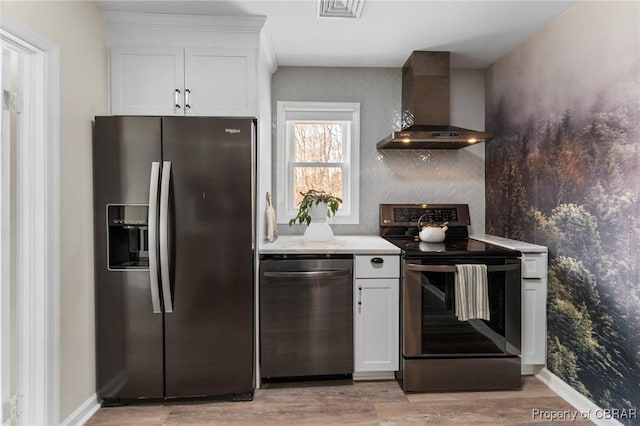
263;270;351;279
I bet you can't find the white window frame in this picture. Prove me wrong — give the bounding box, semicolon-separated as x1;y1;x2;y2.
276;101;360;225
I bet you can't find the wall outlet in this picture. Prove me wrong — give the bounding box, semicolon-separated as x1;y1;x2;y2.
9;395;19;422
2;401;9;424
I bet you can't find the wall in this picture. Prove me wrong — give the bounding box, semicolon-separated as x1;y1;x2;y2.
2;0;108;421
256;33;275;251
271;67;487;236
485;1;640;422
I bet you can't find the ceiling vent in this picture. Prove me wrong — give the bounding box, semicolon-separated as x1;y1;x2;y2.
318;0;365;19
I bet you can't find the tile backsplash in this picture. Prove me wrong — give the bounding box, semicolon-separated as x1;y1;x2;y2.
272;66;486;235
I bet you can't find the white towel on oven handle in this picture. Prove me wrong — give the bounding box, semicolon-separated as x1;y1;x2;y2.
454;264;490;321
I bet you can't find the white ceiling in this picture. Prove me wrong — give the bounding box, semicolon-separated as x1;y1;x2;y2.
95;0;576;68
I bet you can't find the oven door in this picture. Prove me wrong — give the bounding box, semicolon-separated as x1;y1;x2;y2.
403;258;521;358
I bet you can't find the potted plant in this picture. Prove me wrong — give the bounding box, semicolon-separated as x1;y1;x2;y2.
289;189;342;241
288;189;342;225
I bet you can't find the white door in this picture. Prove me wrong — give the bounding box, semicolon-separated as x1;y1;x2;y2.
1;19;60;424
184;47;256;117
110;45;185;116
1;46;17;426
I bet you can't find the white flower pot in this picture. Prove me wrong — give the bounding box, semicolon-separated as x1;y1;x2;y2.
304;201;334;242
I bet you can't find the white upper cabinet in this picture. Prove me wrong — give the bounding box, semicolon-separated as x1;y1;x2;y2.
184;47;256;117
110;46;257;117
111;46;185;116
104;12;269;117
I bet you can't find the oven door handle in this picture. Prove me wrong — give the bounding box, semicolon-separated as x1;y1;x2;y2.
406;264;520;273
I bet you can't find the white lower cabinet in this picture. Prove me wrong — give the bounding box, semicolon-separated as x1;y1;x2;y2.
353;255;399;376
469;236;548;374
521;273;548;366
519;250;548;370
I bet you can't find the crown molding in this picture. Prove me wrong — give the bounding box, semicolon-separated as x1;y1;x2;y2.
259;28;278;73
102;11;266;34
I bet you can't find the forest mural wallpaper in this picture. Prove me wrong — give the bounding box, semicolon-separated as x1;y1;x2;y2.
485;2;639;424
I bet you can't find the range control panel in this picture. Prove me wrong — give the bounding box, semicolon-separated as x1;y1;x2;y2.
380;204;471;227
393;207;458;223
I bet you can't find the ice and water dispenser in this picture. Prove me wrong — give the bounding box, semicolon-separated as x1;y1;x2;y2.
107;205;149;270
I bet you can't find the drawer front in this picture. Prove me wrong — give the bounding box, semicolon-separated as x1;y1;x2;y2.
521;253;547;279
355;255;400;279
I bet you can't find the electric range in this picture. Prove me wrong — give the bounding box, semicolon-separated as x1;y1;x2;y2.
380;203;523;393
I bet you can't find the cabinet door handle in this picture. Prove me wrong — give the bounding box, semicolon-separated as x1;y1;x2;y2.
371;257;384;264
174;89;181;111
357;286;362;307
185;88;191;111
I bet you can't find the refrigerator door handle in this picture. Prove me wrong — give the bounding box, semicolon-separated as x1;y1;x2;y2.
159;161;174;313
148;162;162;314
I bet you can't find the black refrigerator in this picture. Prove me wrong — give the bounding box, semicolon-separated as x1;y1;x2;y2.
93;116;255;404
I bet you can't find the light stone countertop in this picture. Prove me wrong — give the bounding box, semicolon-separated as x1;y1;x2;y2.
259;235;401;255
471;234;548;253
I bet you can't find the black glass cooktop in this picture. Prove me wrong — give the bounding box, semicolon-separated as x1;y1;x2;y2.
385;237;521;259
379;206;520;259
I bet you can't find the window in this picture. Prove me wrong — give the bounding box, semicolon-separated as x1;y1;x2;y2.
276;101;360;224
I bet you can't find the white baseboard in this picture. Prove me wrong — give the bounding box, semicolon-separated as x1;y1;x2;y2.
536;368;625;426
521;364;544;375
60;393;100;426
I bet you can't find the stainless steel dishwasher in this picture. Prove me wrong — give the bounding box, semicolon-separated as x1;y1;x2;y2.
259;254;353;379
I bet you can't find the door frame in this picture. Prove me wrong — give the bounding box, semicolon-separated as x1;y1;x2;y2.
0;17;60;426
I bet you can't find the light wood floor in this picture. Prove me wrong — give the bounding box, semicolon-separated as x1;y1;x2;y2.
86;376;593;425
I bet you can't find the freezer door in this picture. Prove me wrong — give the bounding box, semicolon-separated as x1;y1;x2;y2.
93;116;164;401
162;117;255;398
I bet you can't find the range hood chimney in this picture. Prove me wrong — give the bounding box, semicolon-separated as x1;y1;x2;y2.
377;51;494;149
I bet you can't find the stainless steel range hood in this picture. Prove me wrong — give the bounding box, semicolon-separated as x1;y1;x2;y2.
377;51;494;150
